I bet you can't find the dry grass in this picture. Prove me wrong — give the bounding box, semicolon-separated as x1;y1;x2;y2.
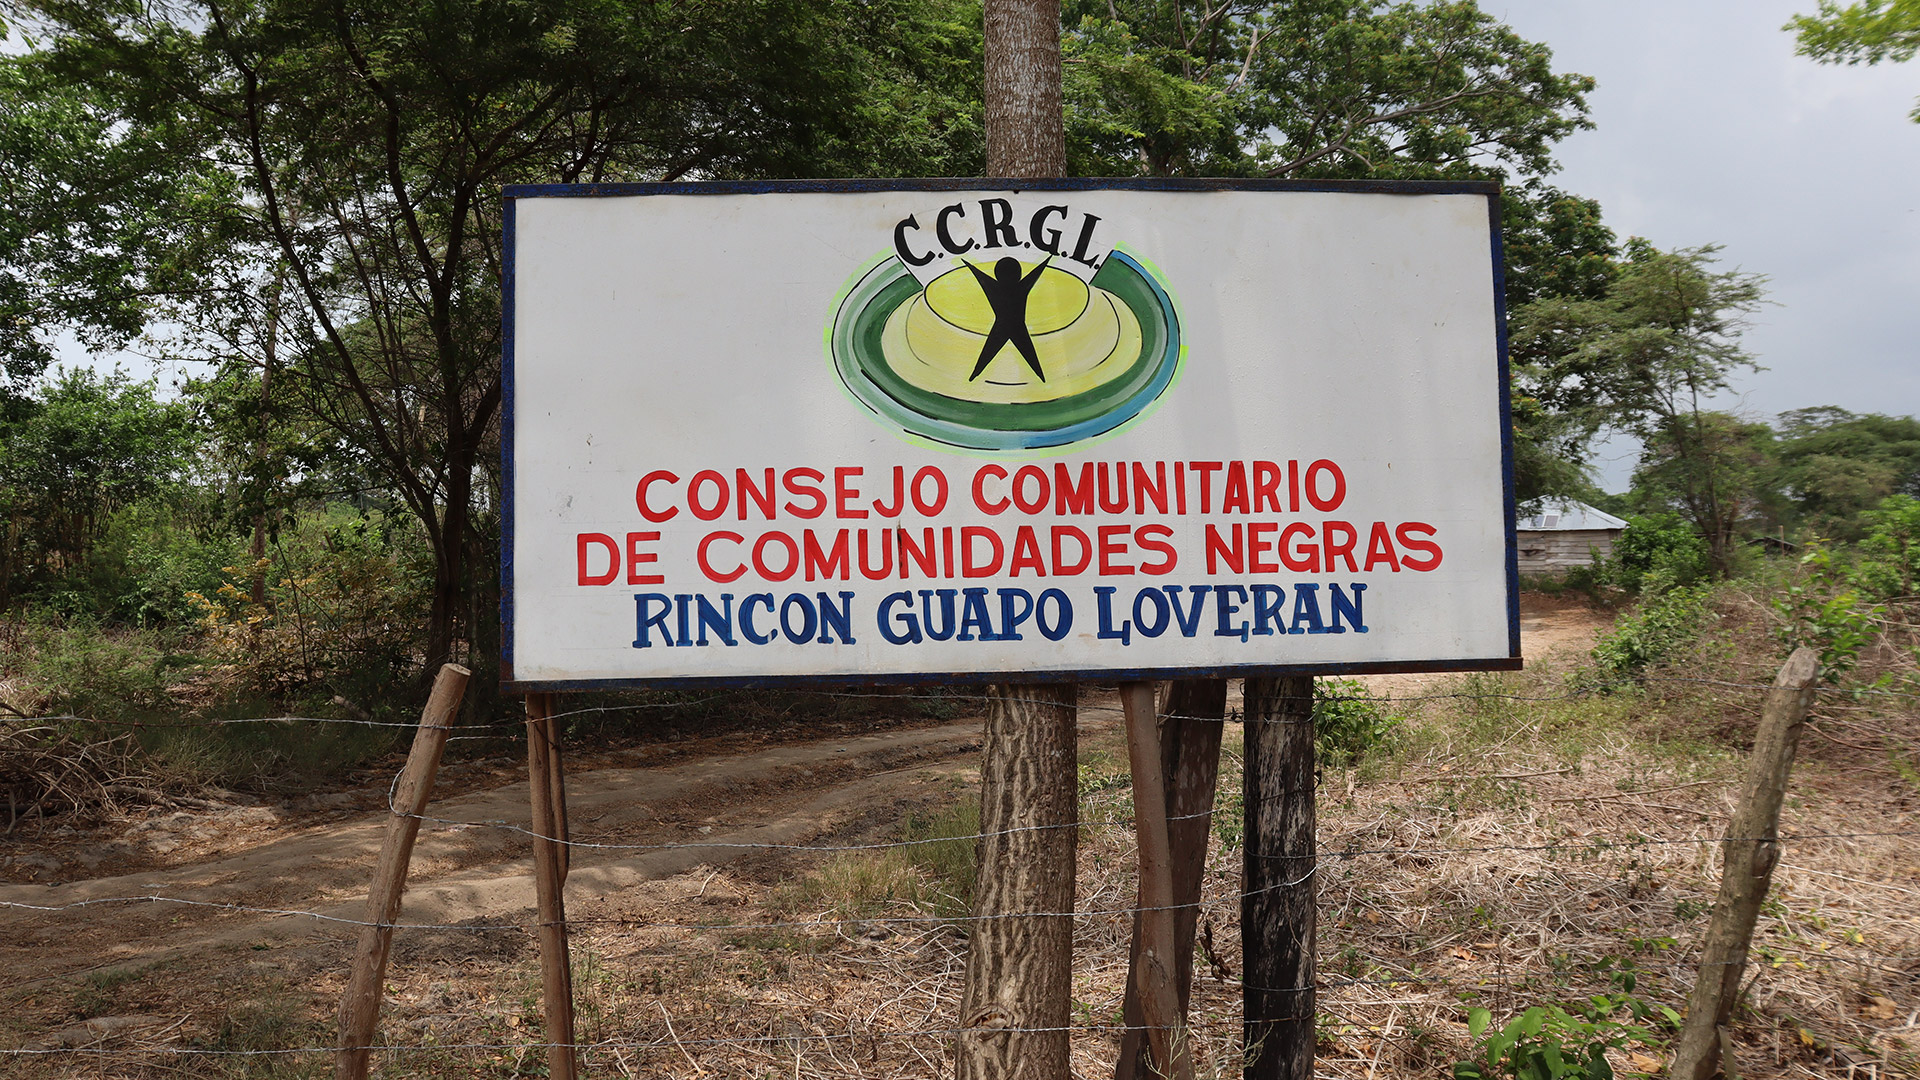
4;594;1916;1078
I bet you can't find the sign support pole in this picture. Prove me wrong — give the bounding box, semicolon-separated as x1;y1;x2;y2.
1120;679;1193;1080
1243;675;1316;1080
1117;679;1226;1080
526;692;578;1080
1669;647;1818;1080
957;3;1078;1079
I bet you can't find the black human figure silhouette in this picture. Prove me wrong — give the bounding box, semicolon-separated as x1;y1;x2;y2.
965;256;1051;382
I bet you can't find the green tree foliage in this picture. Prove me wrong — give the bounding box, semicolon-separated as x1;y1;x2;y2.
1059;0;1593;178
14;0;978;689
0;50;231;393
0;369;198;609
1510;244;1769;570
1855;493;1920;597
1630;412;1776;577
1773;407;1920;538
1605;513;1710;591
1501;183;1620;503
1788;0;1920;119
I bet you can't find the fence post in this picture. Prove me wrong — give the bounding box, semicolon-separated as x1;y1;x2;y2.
1670;647;1819;1080
526;692;578;1080
335;663;471;1080
1117;679;1226;1080
1242;675;1316;1080
1120;680;1193;1080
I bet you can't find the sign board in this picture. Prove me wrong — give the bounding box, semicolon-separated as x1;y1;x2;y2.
502;179;1519;689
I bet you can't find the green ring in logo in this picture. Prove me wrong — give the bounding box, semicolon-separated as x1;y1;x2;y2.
829;250;1183;451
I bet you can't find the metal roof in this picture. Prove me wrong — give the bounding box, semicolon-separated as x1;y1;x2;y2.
1516;500;1629;532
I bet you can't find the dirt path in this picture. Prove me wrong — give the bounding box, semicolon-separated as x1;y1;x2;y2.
0;595;1617;1056
2;721;987;995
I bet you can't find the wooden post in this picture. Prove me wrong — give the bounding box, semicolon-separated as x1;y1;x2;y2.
1242;675;1316;1080
958;4;1076;1079
1670;647;1819;1080
958;683;1078;1080
526;692;578;1080
336;663;471;1080
1117;679;1226;1080
1120;680;1195;1080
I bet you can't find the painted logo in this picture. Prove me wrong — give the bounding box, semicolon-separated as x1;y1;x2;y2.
830;198;1182;451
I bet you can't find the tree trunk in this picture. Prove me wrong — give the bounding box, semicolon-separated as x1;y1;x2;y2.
1242;676;1316;1080
983;0;1065;178
958;682;1078;1080
957;5;1076;1079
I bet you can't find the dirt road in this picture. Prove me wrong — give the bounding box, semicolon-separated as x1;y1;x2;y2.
0;595;1616;1060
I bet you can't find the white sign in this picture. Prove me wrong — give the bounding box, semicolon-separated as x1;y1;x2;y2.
503;181;1518;688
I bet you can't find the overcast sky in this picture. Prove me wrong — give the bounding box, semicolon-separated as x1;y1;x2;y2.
1494;0;1920;490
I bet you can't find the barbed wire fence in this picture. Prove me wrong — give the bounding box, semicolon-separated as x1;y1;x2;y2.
1;676;1916;1077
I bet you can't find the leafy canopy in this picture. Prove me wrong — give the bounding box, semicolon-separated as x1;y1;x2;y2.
1059;0;1593;179
1787;0;1920;119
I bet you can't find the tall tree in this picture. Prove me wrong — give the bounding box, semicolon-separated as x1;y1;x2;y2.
1512;243;1770;573
958;7;1078;1080
1773;407;1920;538
1059;0;1593;178
1501;181;1621;504
1788;0;1920;120
16;0;924;686
0;49;228;395
1630;412;1776;573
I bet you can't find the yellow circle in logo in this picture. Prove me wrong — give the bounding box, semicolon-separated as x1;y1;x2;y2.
880;260;1144;404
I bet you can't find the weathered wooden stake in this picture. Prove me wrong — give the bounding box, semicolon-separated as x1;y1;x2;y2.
1117;679;1226;1080
336;663;471;1080
1242;675;1316;1080
958;3;1075;1078
526;692;578;1080
1120;680;1195;1080
1670;647;1819;1080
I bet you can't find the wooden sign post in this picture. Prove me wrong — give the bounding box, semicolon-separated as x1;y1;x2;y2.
524;692;577;1080
1243;676;1317;1080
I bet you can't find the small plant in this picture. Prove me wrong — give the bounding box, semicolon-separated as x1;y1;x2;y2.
1453;978;1677;1080
1773;542;1880;682
1313;678;1402;766
1588;571;1713;684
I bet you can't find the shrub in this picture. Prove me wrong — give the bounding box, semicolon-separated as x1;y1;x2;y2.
1602;514;1710;592
1588;572;1713;684
1313;678;1401;766
1774;542;1880;682
188;507;429;701
1853;493;1920;599
1454;978;1676;1080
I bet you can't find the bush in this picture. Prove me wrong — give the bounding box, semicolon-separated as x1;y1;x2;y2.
1853;493;1920;599
1775;542;1880;682
1313;678;1401;766
1453;987;1674;1080
188;507;430;701
1602;514;1710;592
1589;572;1713;684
